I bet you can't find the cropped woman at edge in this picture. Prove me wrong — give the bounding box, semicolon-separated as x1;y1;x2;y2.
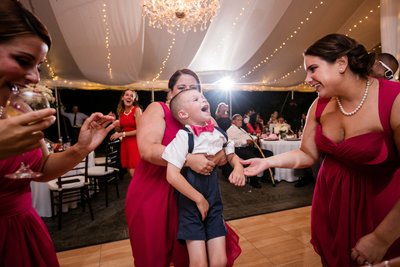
0;1;116;266
242;34;400;266
125;69;241;267
110;89;142;177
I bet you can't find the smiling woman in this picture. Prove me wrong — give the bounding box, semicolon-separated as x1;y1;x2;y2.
0;1;116;266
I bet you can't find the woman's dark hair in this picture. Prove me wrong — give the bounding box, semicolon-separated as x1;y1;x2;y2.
249;113;257;127
0;0;52;48
304;33;375;78
168;69;201;91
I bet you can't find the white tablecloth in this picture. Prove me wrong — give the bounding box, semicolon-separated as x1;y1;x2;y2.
31;152;94;217
260;139;301;182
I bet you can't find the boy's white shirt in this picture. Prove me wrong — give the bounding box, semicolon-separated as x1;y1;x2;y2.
162;125;234;169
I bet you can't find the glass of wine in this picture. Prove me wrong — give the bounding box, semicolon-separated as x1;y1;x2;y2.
4;85;50;179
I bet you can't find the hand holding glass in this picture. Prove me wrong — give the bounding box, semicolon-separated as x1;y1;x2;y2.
4;86;50;179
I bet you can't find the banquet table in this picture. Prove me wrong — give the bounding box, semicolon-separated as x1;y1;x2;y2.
260;139;301;182
31;152;95;217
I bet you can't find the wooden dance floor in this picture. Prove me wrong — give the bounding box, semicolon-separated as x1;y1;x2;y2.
57;206;321;266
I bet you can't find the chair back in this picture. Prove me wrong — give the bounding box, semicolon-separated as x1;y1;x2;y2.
56;155;89;190
105;139;120;172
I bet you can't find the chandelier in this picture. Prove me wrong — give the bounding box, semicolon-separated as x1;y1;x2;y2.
142;0;220;34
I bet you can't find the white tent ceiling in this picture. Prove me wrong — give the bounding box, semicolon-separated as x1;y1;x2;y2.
21;0;381;91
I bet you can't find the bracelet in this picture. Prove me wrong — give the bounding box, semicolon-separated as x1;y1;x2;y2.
384;260;390;267
122;131;126;138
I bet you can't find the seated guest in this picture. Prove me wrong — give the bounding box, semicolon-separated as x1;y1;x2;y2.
227;114;273;188
245;113;262;136
243;108;255;124
215;102;231;131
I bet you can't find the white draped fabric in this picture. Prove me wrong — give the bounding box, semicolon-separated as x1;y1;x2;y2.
380;0;400;79
21;0;382;90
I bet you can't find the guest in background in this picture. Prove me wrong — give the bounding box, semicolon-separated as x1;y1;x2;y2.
215;102;231;131
370;52;399;81
125;69;241;267
245;113;262;136
110;89;142;177
0;2;116;266
227;114;273;188
242;33;400;266
243;108;255;124
61;104;88;144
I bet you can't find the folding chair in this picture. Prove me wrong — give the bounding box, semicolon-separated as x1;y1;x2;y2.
87;139;120;207
48;156;94;230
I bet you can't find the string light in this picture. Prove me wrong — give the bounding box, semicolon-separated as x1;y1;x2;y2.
212;1;251;59
152;35;176;82
102;2;113;79
240;1;325;80
267;64;305;86
345;5;380;36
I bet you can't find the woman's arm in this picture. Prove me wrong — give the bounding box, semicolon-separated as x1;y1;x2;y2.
137;102;168;166
352;94;400;264
35;113;116;182
242;100;320;176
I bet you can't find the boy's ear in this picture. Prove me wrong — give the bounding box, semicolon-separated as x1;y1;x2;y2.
178;110;188;120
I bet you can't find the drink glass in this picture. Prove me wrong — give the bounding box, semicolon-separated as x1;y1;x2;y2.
3;86;50;179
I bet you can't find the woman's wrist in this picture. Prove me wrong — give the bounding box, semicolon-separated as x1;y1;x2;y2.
122;131;126;138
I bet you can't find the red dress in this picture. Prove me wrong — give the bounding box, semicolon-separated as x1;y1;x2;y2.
311;79;400;266
125;102;241;267
119;106;140;169
0;149;59;267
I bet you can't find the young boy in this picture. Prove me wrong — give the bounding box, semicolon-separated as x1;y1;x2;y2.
162;89;245;266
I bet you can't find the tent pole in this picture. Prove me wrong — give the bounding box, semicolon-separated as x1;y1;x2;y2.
55;87;61;140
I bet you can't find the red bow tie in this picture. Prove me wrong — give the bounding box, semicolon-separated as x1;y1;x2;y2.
190;122;215;136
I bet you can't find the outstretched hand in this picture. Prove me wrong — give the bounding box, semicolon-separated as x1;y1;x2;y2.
240;157;269;177
0;108;56;159
76;112;116;153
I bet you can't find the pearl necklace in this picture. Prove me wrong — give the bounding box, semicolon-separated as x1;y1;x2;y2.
336;79;371;116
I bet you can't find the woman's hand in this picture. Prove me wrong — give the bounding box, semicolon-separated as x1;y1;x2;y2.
0;108;56;159
241;157;269;177
110;131;123;141
75;113;116;153
186;153;216;176
351;232;390;265
196;196;209;221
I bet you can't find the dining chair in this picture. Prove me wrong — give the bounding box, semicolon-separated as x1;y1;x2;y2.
87;139;120;207
48;155;94;230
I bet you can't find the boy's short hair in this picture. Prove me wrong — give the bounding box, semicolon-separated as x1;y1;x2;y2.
169;89;198;124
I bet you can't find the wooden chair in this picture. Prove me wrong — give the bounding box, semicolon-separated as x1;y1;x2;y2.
87;139;120;207
48;156;94;230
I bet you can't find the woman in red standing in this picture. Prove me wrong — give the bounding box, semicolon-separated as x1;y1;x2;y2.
111;89;142;177
125;69;241;267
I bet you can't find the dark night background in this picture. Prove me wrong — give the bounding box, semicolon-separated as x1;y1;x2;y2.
45;89;317;144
